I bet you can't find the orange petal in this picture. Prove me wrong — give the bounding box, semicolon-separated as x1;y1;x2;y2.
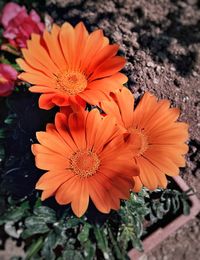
41;189;55;200
43;25;66;71
55;112;77;151
31;144;56;156
80;29;104;71
86;109;102;150
87;77;122;92
38;93;56;110
109;72;128;84
27;34;59;74
36;131;70;157
35;153;69;171
86;44;119;76
74;22;89;69
136;157;158;190
16;58;38;74
52;94;70;107
89;56;126;81
143;151;179;176
100;99;123;125
36;170;74;189
68;112;87;150
29;85;58;93
59;22;76;69
20;49;53;78
79;89;110;105
97;171;132;200
55;175;79;204
115;87;134;128
132;93;157;127
154;172;168;188
18;72;55;87
132;176;143;192
90;173;120;210
93;115;117;153
88;176;111;213
71;179;89;217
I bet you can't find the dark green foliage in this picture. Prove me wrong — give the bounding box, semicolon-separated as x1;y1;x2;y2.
0;184;192;259
147;187;193;223
117;191;149;252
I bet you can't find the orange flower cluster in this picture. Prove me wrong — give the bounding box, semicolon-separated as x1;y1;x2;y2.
17;22;189;217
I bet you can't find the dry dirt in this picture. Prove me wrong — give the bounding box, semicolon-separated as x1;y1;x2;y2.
45;0;200;259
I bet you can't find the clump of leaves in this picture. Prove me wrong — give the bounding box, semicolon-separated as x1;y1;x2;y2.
0;184;192;260
147;187;193;224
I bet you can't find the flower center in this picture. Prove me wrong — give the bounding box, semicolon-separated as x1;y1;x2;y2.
127;127;148;156
0;75;8;84
70;150;100;178
55;71;87;95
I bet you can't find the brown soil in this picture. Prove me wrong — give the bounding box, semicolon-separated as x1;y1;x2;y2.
45;0;200;259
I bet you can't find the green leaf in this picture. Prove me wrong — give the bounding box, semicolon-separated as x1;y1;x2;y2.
78;223;90;243
22;216;49;238
0;201;30;225
181;198;190;216
83;240;96;260
65;217;82;228
25;237;44;260
41;232;57;260
0;129;5;139
61;249;84;260
94;226;108;252
4;113;17;125
34;206;56;223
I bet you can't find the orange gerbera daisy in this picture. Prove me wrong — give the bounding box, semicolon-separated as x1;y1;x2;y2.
17;22;127;109
32;108;139;217
100;88;189;191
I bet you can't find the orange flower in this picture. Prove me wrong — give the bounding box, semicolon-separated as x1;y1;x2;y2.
100;88;189;191
17;22;127;109
32;108;139;217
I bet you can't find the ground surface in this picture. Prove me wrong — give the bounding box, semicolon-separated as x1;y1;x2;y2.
45;0;200;259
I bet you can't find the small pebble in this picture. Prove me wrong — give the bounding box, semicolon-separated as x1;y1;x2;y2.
147;61;155;68
192;71;198;77
153;78;159;84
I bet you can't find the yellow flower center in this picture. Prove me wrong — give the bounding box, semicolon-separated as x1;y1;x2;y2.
70;150;100;178
127;127;148;156
55;71;87;95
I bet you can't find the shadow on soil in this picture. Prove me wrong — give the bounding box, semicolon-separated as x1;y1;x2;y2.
46;0;200;77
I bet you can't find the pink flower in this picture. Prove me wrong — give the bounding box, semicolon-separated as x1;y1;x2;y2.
0;64;18;96
0;2;45;48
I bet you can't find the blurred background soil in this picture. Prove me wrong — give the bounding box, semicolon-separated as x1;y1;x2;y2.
45;0;200;259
